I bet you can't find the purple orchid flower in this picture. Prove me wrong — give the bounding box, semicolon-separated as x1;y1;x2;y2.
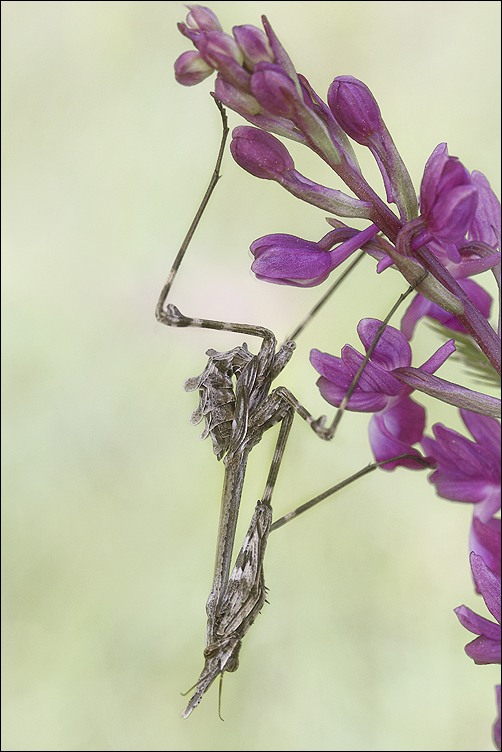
455;552;501;750
416;143;479;257
395;143;500;268
310;319;455;468
388;145;500;372
421;409;501;582
399;161;500;339
421;409;501;515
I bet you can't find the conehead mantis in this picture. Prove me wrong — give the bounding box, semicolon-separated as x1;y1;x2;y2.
157;101;431;718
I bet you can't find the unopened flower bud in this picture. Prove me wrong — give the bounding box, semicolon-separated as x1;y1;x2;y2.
327;76;382;145
327;75;418;220
233;25;273;68
174;50;214;86
197;31;250;91
250;62;300;118
185;5;222;33
230;126;294;179
250;234;333;287
198;30;244;68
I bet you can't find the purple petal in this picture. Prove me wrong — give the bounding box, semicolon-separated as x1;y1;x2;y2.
400;294;433;340
419;144;479;247
418;339;456;374
429;185;478;244
419;143;449;217
310;349;389;411
315;376;389;411
453;252;501;278
470;517;501;579
401;280;492;337
470;553;501;625
469;171;502;247
494;686;501;751
422;422;500;504
341;345;403;396
368;397;426;469
251;245;331;281
214;75;261;117
464;633;502;664
310;349;348;383
250;233;334;287
251;233;319;259
455;604;500;638
185;5;222;32
461;409;502;459
261;15;300;86
357;319;412;369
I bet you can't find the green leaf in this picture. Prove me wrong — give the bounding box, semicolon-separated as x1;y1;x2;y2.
427;322;501;388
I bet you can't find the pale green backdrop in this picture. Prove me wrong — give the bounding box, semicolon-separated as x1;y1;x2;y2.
2;2;500;751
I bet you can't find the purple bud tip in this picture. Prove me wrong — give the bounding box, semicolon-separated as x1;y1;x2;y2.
232;25;273;68
185;5;222;33
327;76;382;144
230;126;295;180
174;50;214;86
420;145;479;244
198;30;244;68
250;62;300;118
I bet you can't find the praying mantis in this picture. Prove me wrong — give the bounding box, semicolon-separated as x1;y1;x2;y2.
156;101;430;718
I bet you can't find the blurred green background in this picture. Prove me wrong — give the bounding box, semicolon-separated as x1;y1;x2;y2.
2;2;500;750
